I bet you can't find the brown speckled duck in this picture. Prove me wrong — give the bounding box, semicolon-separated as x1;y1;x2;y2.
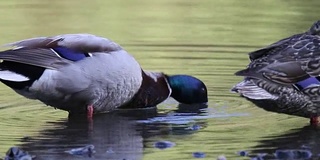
232;20;320;124
0;34;208;119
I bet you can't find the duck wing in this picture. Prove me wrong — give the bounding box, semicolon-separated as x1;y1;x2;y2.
0;34;123;70
248;34;302;60
236;34;320;85
6;33;123;53
249;20;320;61
0;48;72;69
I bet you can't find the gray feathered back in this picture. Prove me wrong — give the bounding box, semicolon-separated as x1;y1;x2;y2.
6;34;123;52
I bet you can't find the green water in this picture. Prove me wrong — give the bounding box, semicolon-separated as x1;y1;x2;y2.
0;0;319;159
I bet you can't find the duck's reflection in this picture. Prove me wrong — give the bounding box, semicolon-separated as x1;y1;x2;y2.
20;111;147;160
250;125;320;159
18;104;208;160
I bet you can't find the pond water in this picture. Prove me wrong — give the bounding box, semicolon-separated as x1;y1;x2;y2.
0;0;320;159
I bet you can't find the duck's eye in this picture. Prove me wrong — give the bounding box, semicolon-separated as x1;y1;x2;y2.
200;87;206;93
315;24;320;30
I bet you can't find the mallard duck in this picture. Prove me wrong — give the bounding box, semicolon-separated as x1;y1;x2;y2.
232;20;320;124
0;34;208;118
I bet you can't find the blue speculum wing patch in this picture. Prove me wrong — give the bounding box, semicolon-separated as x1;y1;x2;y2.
52;47;90;61
294;77;320;90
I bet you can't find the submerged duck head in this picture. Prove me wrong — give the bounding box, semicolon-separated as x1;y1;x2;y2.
167;75;208;104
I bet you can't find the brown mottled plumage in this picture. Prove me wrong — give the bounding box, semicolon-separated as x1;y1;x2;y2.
232;20;320;124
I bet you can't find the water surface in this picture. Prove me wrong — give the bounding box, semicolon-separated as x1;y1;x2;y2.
0;0;320;159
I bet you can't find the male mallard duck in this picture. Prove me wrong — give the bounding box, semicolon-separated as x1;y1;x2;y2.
0;34;208;118
232;20;320;124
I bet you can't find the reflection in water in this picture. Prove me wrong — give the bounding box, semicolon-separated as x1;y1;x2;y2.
1;0;320;158
247;125;320;159
19;113;144;160
18;104;208;160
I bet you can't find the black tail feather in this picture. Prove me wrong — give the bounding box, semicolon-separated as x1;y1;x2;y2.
0;61;45;89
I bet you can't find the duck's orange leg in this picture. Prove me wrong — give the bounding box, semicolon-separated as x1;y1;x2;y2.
87;105;94;131
87;105;94;119
310;117;319;125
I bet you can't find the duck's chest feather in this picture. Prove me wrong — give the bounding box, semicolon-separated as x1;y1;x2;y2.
120;71;171;109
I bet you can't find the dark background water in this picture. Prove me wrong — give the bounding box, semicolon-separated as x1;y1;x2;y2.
0;0;320;159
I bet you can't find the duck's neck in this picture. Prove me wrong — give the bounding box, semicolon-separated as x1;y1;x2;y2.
120;71;172;109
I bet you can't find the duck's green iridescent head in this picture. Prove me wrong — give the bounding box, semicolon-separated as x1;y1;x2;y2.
167;75;208;104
